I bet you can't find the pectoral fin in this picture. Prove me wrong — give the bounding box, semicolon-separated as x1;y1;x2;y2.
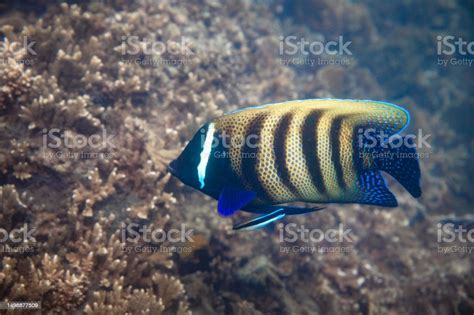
217;186;256;217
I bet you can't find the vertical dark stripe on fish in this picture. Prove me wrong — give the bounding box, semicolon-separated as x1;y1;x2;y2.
274;112;300;198
241;113;273;203
330;115;347;191
302;110;326;195
352;123;366;184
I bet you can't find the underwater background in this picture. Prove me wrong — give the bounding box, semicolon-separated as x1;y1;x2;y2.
0;0;473;314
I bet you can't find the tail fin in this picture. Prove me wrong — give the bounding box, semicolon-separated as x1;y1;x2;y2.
372;136;422;198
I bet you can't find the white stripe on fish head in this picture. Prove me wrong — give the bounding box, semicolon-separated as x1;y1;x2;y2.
197;123;215;189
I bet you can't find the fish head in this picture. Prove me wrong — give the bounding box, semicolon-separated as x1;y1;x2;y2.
168;127;204;189
168;122;226;198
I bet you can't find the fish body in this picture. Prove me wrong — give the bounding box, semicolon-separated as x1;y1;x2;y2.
169;99;422;230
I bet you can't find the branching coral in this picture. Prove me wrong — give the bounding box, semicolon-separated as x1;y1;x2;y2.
0;40;32;111
71;167;125;217
0;254;90;313
84;275;191;315
0;0;471;314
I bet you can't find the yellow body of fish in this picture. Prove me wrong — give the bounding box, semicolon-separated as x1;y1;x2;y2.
213;99;409;205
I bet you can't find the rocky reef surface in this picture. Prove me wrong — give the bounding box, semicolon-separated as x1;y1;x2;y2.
0;0;472;314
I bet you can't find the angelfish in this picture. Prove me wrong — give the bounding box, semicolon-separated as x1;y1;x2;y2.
168;99;421;231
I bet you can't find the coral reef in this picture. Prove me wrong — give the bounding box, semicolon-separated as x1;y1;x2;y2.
0;0;472;314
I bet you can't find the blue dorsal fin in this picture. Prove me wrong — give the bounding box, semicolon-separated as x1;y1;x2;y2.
218;187;256;217
356;170;398;207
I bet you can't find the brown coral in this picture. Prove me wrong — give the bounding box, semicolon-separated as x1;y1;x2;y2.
0;0;472;314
